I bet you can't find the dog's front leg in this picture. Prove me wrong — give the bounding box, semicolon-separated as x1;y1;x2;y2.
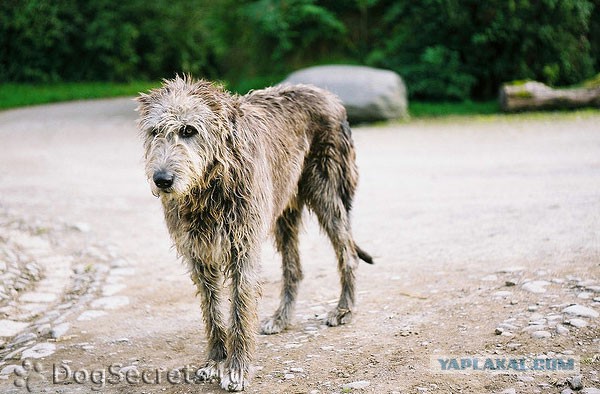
221;245;259;392
190;261;228;382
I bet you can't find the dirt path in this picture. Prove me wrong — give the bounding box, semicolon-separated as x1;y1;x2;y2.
0;100;598;394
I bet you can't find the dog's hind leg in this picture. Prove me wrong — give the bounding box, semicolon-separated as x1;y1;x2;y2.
309;196;359;326
261;203;304;334
191;262;228;381
301;120;362;327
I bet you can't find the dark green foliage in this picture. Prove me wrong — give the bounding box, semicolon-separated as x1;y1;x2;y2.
1;0;599;100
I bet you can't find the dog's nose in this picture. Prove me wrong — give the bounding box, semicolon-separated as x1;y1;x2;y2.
153;171;174;189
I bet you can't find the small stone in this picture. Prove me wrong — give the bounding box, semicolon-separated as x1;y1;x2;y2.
522;325;547;332
498;323;519;331
481;274;497;281
90;296;129;310
501;389;516;394
36;323;51;336
72;222;91;233
578;292;593;299
518;375;535;382
343;380;370;390
493;291;512;298
110;259;128;268
507;343;522;350
290;367;304;373
0;319;29;337
77;310;108;321
0;364;23;376
568;375;583;390
562;389;575;394
111;267;135;276
102;284;126;296
51;322;70;339
582;389;600;394
119;365;138;374
531;330;552;339
320;346;334;351
14;332;37;345
563;305;598;318
284;373;294;380
522;280;550;293
567;318;588;328
497;266;525;273
556;324;570;335
528;305;539;312
21;342;56;359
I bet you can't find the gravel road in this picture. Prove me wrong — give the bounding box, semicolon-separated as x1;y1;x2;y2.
0;99;598;393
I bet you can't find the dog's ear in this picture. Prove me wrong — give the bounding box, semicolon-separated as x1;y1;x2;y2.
134;93;151;111
227;99;243;138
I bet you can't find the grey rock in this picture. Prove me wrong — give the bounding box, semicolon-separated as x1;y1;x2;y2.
21;342;56;359
77;310;108;321
14;332;37;345
342;380;371;390
501;389;516;394
556;324;570;335
51;322;70;339
582;389;600;394
20;291;57;303
0;364;24;376
568;375;583;390
562;389;575;394
90;296;129;310
522;280;550;293
493;290;512;298
530;330;552;339
567;318;589;328
0;319;29;337
563;304;598;318
284;65;408;123
102;284;126;297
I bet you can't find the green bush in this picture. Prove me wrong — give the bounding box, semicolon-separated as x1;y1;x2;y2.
1;0;599;101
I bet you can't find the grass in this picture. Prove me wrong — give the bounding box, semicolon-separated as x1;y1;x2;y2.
4;82;595;120
409;100;500;118
0;81;160;110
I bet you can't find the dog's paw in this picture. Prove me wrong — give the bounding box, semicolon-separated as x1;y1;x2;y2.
325;307;353;327
260;316;286;335
220;366;248;392
196;360;223;382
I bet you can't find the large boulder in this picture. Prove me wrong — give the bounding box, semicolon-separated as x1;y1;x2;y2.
283;65;408;123
499;80;600;112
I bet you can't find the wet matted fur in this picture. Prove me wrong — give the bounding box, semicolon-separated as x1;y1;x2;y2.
136;76;372;391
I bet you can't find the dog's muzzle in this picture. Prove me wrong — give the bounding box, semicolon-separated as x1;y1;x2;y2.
153;171;174;191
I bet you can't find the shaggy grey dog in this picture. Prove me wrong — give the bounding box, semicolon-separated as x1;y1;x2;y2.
136;76;372;391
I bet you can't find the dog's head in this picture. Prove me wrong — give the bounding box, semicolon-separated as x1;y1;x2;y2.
136;76;237;199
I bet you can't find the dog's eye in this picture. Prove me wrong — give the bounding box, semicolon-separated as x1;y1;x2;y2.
180;125;198;138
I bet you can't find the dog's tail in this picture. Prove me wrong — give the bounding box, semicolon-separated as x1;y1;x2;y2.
355;243;374;264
